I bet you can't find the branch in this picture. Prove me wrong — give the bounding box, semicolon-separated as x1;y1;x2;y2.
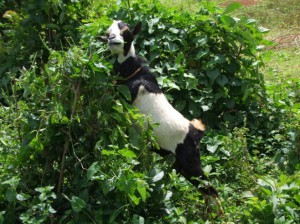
57;140;69;194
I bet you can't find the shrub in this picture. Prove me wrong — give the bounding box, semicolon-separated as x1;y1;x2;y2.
0;0;299;223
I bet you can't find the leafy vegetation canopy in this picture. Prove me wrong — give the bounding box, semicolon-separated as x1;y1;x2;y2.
0;0;299;223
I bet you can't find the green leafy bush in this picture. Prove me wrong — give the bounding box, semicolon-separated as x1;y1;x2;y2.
0;0;299;223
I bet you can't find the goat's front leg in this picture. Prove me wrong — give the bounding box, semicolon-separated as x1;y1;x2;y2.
175;146;224;216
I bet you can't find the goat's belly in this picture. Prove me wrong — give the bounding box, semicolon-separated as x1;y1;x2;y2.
133;85;190;154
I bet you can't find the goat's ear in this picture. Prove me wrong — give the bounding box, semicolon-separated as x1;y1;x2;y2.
132;21;142;38
97;36;108;42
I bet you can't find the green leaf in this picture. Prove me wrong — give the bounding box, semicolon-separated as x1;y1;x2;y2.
0;211;4;224
5;189;16;203
118;149;137;158
71;196;86;212
102;177;116;195
16;193;30;201
222;2;242;14
197;37;208;47
129;194;140;205
203;165;212;176
174;100;186;111
207;69;220;85
29;137;44;153
87;162;99;180
294;194;300;203
136;180;147;202
201;105;210;112
113;100;124;113
118;85;131;101
101;149;117;156
216;75;228;87
206;137;223;153
94;62;106;69
258;26;270;33
242;191;254;198
46;23;60;30
109;206;125;223
132;214;145;224
196;49;209;59
207;144;218;153
2;177;20;188
152;171;164;182
166;81;180;90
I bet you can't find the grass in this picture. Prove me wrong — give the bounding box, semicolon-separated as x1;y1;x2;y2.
262;47;300;82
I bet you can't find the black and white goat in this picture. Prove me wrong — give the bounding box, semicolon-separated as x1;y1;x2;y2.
99;20;223;214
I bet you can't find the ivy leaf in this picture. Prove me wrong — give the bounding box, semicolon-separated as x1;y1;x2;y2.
5;189;16;203
118;85;131;101
222;2;242;15
102;177;116;195
101;149;117;156
129;194;140;205
294;194;300;203
242;191;254;198
203;165;212;176
94;62;106;69
207;69;220;85
136;179;147;202
152;171;164;182
206;137;223;153
132;214;145;224
118;149;137;158
109;206;125;223
71;196;86;212
258;26;270;33
87;162;99;180
0;212;4;224
216;75;229;87
207;144;218;153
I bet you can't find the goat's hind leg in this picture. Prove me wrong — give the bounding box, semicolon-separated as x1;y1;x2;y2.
175;146;224;216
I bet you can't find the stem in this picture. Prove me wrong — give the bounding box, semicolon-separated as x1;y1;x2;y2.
57;80;81;194
57;140;69;194
12;79;22;142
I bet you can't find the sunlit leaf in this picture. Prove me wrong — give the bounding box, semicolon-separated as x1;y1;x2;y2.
118;149;137;158
222;2;242;15
87;162;99;180
71;196;86;213
152;171;164;182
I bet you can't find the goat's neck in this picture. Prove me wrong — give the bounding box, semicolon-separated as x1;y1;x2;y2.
116;56;143;79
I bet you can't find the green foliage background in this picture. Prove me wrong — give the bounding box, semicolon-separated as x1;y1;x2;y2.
0;0;299;223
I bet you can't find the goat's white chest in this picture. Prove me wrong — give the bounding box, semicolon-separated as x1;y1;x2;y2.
133;85;190;153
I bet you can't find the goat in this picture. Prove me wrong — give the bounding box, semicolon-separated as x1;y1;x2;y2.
99;20;223;215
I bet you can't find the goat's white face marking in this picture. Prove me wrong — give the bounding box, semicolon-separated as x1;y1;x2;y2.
106;21;125;54
105;20;136;63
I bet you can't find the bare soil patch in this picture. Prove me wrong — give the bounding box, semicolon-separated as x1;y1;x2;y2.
272;33;300;49
221;0;257;7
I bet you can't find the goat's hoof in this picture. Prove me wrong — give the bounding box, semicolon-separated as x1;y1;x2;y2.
204;196;224;217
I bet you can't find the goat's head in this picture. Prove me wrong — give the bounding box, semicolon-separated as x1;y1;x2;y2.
99;20;142;63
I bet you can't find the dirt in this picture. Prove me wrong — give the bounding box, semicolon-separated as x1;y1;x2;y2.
221;0;258;7
272;33;300;49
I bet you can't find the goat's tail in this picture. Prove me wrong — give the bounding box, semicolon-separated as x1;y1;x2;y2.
190;119;205;131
